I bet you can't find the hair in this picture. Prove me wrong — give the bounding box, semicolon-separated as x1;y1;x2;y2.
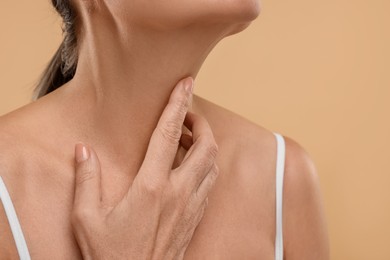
32;0;79;100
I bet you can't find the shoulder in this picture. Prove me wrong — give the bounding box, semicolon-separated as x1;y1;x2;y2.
194;95;324;197
0;104;52;185
0;113;30;184
282;136;330;259
0;113;30;259
283;136;319;194
192;94;279;179
192;95;276;151
192;96;279;216
193;95;329;258
0;113;23;174
282;136;325;219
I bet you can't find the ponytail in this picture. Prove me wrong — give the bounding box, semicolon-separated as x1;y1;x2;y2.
32;0;78;101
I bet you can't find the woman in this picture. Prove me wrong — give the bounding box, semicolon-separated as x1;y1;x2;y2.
0;0;329;259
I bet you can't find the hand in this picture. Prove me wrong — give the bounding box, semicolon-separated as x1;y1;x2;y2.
70;77;220;260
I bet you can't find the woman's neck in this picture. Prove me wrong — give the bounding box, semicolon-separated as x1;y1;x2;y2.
55;17;235;168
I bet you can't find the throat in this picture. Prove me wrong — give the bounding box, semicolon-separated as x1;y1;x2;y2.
45;21;230;189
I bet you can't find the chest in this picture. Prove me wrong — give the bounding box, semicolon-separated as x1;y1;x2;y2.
18;203;275;260
2;150;277;260
4;181;276;260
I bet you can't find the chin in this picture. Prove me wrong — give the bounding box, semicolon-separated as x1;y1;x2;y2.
215;0;261;37
210;0;261;23
230;0;261;21
120;0;261;31
224;22;253;37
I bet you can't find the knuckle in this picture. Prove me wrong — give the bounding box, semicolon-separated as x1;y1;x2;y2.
76;166;95;185
206;165;219;187
204;141;219;160
71;208;95;226
172;94;189;115
211;164;220;178
158;120;182;145
139;177;164;197
192;187;203;204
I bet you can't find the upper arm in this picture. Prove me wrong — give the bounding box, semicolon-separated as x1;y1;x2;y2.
0;127;22;259
0;149;19;259
0;196;19;259
282;136;330;260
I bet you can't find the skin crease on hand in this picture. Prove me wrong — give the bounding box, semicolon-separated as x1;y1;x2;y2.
0;0;330;258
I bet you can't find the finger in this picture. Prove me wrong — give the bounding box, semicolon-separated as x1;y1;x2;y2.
182;112;218;165
73;143;102;216
171;134;193;168
179;133;193;151
196;163;219;202
139;77;194;176
173;112;219;187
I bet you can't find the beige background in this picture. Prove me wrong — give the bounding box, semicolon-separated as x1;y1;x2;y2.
1;0;389;259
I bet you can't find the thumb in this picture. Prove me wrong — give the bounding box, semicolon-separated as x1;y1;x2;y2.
73;143;102;215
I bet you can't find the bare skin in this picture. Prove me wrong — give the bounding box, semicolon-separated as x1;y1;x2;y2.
0;0;329;258
0;93;329;259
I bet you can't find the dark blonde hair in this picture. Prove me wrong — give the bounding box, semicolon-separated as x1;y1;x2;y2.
32;0;78;100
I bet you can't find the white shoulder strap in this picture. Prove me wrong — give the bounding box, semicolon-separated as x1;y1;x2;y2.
0;176;31;260
273;133;285;260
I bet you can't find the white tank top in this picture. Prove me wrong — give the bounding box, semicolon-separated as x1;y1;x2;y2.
0;132;286;260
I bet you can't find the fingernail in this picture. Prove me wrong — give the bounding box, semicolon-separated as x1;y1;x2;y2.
75;143;90;163
184;77;194;94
